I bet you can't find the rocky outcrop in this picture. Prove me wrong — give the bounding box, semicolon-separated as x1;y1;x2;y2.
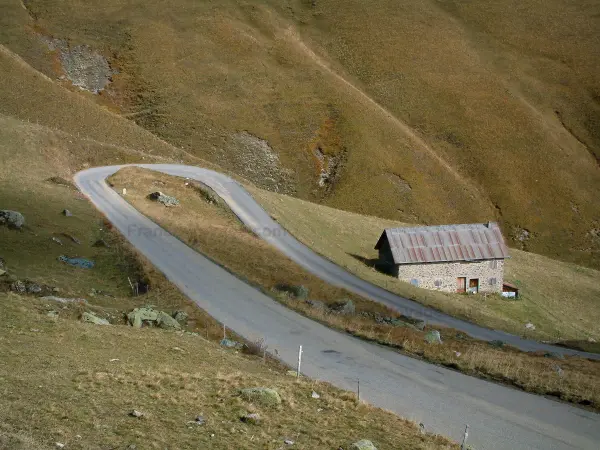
0;210;25;229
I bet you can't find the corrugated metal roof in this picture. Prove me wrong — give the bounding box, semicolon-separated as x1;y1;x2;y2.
375;222;510;265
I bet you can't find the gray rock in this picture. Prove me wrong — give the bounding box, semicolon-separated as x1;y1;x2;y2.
424;330;442;344
220;338;244;349
0;210;25;229
62;209;72;217
41;296;87;304
10;280;26;293
156;311;181;330
311;391;320;399
58;255;94;269
172;310;189;323
51;237;64;246
552;363;564;377
129;410;144;418
284;439;294;445
240;387;282;406
47;311;59;318
332;299;355;315
305;300;327;311
240;413;260;425
189;415;206;425
148;191;180;207
127;307;159;328
350;439;378;450
81;311;110;325
26;282;42;294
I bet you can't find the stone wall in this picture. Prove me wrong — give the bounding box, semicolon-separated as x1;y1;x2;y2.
396;259;504;293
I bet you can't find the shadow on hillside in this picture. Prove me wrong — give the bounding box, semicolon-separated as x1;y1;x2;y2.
348;253;395;276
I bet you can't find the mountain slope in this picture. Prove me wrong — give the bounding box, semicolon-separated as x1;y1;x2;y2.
1;0;599;267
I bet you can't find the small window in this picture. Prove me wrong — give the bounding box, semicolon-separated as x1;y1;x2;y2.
434;280;442;287
410;279;419;287
489;277;497;286
489;260;498;269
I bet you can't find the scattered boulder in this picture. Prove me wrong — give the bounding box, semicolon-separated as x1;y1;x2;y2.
305;299;327;311
172;310;189;323
156;311;181;330
187;415;205;426
311;391;320;399
41;296;87;304
127;307;159;328
51;237;64;246
26;282;42;294
47;311;59;318
350;440;377;450
240;413;261;425
81;311;110;325
220;338;244;349
284;439;294;445
240;387;282;406
58;255;94;269
551;363;564;377
10;280;26;293
62;209;73;217
0;210;25;229
331;299;355;315
525;322;536;331
148;191;180;207
127;307;181;329
424;330;442;344
129;410;144;418
92;239;110;248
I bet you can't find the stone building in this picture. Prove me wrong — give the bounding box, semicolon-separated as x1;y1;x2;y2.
374;222;510;294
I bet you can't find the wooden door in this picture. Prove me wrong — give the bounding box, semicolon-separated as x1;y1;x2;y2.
457;277;466;293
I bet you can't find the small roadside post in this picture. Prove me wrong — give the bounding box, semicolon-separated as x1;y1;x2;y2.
297;345;303;378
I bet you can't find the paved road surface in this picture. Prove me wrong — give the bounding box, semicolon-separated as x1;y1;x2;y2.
75;164;600;449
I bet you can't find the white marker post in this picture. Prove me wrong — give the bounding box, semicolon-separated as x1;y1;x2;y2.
297;345;303;378
461;424;469;450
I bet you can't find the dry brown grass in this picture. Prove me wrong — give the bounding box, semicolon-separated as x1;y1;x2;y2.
249;185;600;343
0;126;454;448
0;291;456;450
4;0;599;269
109;167;600;410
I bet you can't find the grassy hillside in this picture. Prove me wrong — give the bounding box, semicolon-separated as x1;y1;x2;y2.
2;0;598;269
1;288;456;449
0;116;453;449
250;185;600;342
107;167;600;409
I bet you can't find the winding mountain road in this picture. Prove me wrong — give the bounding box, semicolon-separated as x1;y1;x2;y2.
75;164;600;449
